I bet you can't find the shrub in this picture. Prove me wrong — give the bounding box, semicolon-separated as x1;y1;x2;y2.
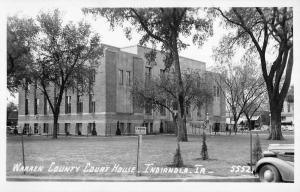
92;129;97;136
201;132;209;160
173;142;184;167
116;128;121;135
252;133;263;163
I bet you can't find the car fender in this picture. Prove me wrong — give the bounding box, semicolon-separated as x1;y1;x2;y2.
254;157;294;182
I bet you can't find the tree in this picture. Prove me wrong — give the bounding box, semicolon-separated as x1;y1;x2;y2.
131;69;213;137
214;60;266;133
20;9;103;139
214;8;293;140
173;142;184;167
201;132;209;160
7;16;39;93
237;60;267;130
7;102;18;113
83;8;213;141
213;64;243;134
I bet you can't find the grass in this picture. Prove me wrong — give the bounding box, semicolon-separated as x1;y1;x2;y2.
6;132;294;179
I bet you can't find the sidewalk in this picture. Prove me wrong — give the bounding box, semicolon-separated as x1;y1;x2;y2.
7;175;259;182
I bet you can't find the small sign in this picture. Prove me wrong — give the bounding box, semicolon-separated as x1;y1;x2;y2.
135;127;146;135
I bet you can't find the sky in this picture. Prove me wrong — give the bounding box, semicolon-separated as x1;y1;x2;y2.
6;5;224;68
3;0;297;105
4;4;225;104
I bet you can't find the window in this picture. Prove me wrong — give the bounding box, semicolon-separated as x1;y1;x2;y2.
127;123;131;134
126;71;131;85
90;69;96;83
288;103;291;112
65;96;71;114
213;86;217;97
44;96;49;115
145;99;152;115
88;122;96;134
89;94;95;113
25;98;29;115
145;67;152;78
160;99;166;116
24;124;30;134
34;98;39;115
197;105;201;117
65;123;70;134
76;123;82;135
34;123;39;134
43;123;49;133
77;95;83;113
119;69;124;85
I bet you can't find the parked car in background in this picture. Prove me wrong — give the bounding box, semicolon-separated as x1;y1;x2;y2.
287;125;294;131
6;126;14;134
281;125;294;131
260;125;270;132
281;125;288;131
253;144;294;182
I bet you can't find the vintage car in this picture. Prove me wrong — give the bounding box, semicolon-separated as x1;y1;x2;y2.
253;144;294;182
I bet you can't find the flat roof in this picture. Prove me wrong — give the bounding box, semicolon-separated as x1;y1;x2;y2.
121;44;206;65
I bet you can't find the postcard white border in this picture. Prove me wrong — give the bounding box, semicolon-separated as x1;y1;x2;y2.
1;0;299;192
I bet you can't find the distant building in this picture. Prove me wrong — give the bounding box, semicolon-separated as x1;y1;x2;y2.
17;44;226;136
281;85;294;125
7;110;18;127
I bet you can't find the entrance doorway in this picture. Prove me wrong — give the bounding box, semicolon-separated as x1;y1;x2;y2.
76;123;82;135
65;123;70;135
34;123;39;134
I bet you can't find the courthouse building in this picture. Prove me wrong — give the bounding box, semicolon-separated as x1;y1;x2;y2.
18;45;226;136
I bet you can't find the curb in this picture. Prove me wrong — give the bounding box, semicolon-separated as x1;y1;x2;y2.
7;175;259;182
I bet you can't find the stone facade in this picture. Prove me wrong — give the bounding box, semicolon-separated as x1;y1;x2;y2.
18;45;226;136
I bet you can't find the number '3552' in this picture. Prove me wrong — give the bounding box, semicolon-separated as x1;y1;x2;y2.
230;166;252;173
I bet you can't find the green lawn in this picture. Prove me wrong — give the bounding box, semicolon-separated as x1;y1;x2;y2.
6;132;294;179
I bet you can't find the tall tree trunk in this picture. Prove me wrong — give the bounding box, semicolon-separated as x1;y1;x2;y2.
262;48;292;140
53;113;58;139
233;116;238;135
173;45;188;142
172;113;178;136
246;116;251;130
176;115;187;141
268;103;284;140
52;83;65;139
233;121;237;135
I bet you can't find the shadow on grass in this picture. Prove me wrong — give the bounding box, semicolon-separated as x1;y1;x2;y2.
193;158;218;161
166;164;195;168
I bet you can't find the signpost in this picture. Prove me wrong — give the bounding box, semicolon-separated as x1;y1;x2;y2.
21;129;26;174
135;127;146;176
250;130;253;171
